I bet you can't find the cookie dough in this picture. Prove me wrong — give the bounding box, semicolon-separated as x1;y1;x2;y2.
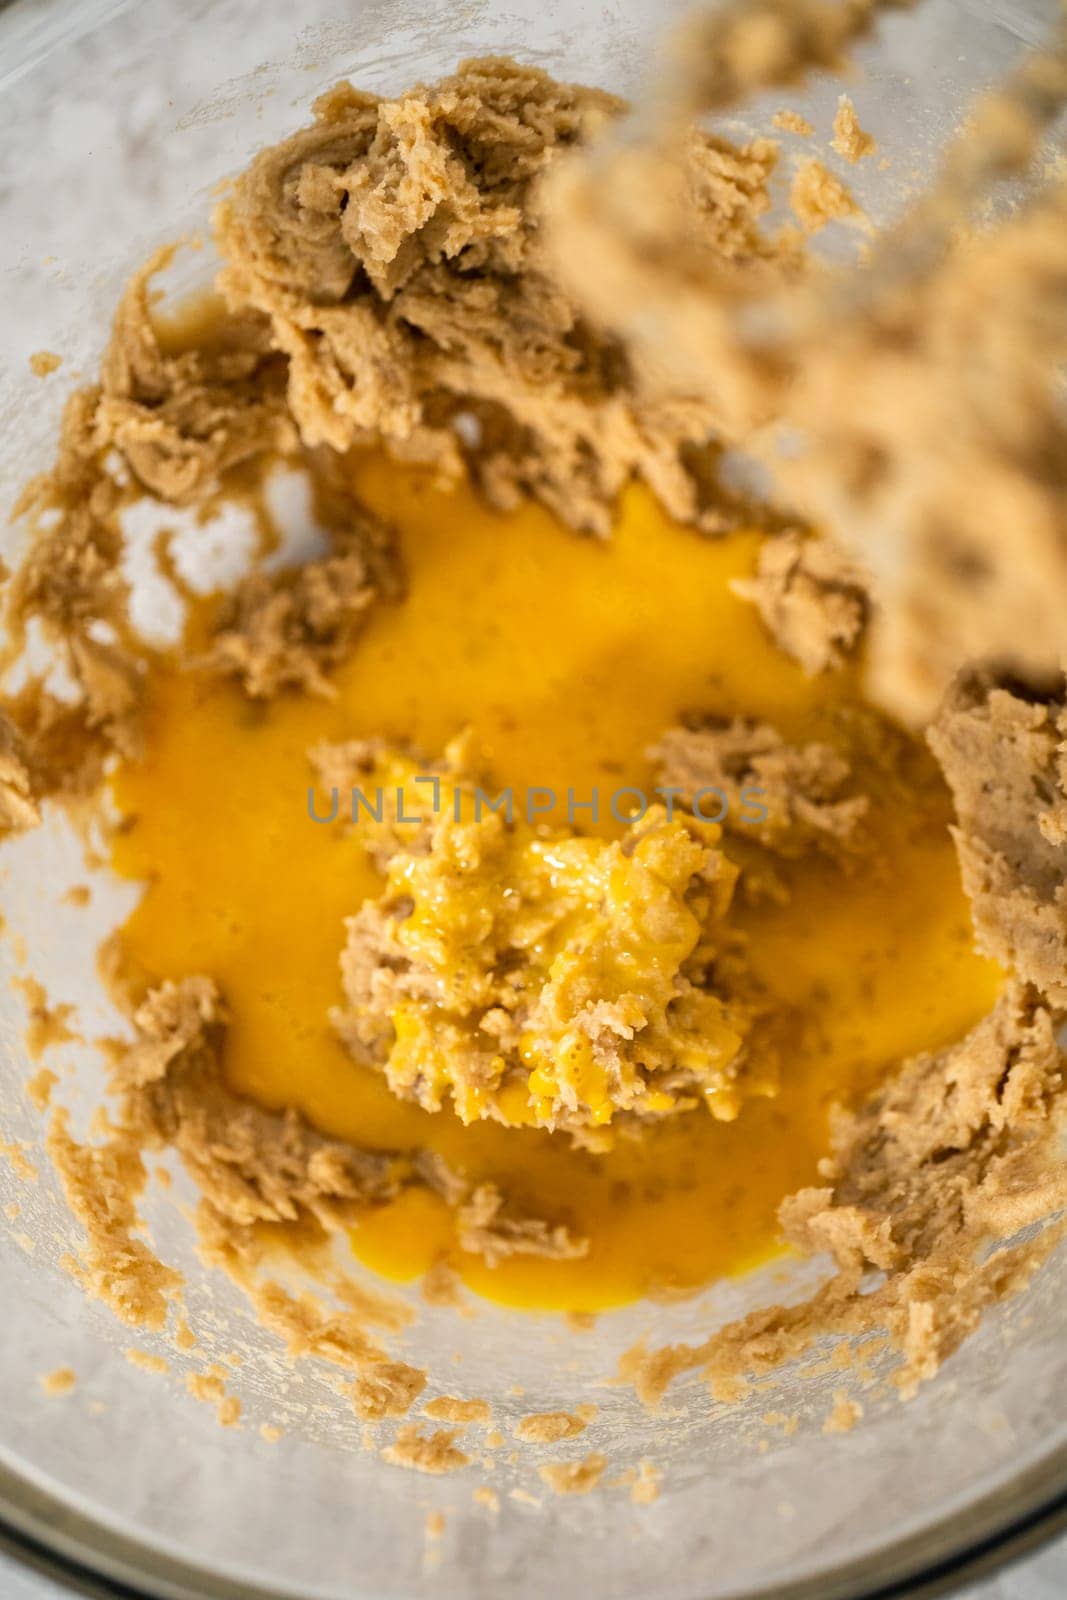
929;672;1067;1005
651;718;867;858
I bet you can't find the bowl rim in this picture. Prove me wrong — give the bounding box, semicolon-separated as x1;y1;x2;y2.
0;1435;1063;1600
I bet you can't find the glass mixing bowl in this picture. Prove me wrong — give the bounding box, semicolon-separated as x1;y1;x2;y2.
0;0;1064;1596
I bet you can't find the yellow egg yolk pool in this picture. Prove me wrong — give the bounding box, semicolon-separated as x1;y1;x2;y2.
109;452;1000;1313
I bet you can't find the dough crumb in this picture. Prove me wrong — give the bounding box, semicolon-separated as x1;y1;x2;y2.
832;95;876;161
29;351;62;378
0;1138;38;1183
473;1485;500;1512
382;1424;471;1475
631;1458;662;1504
185;1367;226;1403
538;1452;608;1495
40;1366;76;1396
773;109;814;135
216;1394;242;1427
422;1395;492;1424
26;1066;59;1111
174;1316;197;1351
259;1423;283;1443
347;1364;428;1421
790;157;864;231
186;1367;241;1426
424;1510;446;1540
514;1408;592;1443
125;1347;169;1376
823;1389;863;1432
420;1259;468;1310
731;532;867;676
13;976;77;1060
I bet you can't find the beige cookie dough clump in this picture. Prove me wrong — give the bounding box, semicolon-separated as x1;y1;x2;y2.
214;57;784;536
929;671;1067;1005
652;716;868;859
